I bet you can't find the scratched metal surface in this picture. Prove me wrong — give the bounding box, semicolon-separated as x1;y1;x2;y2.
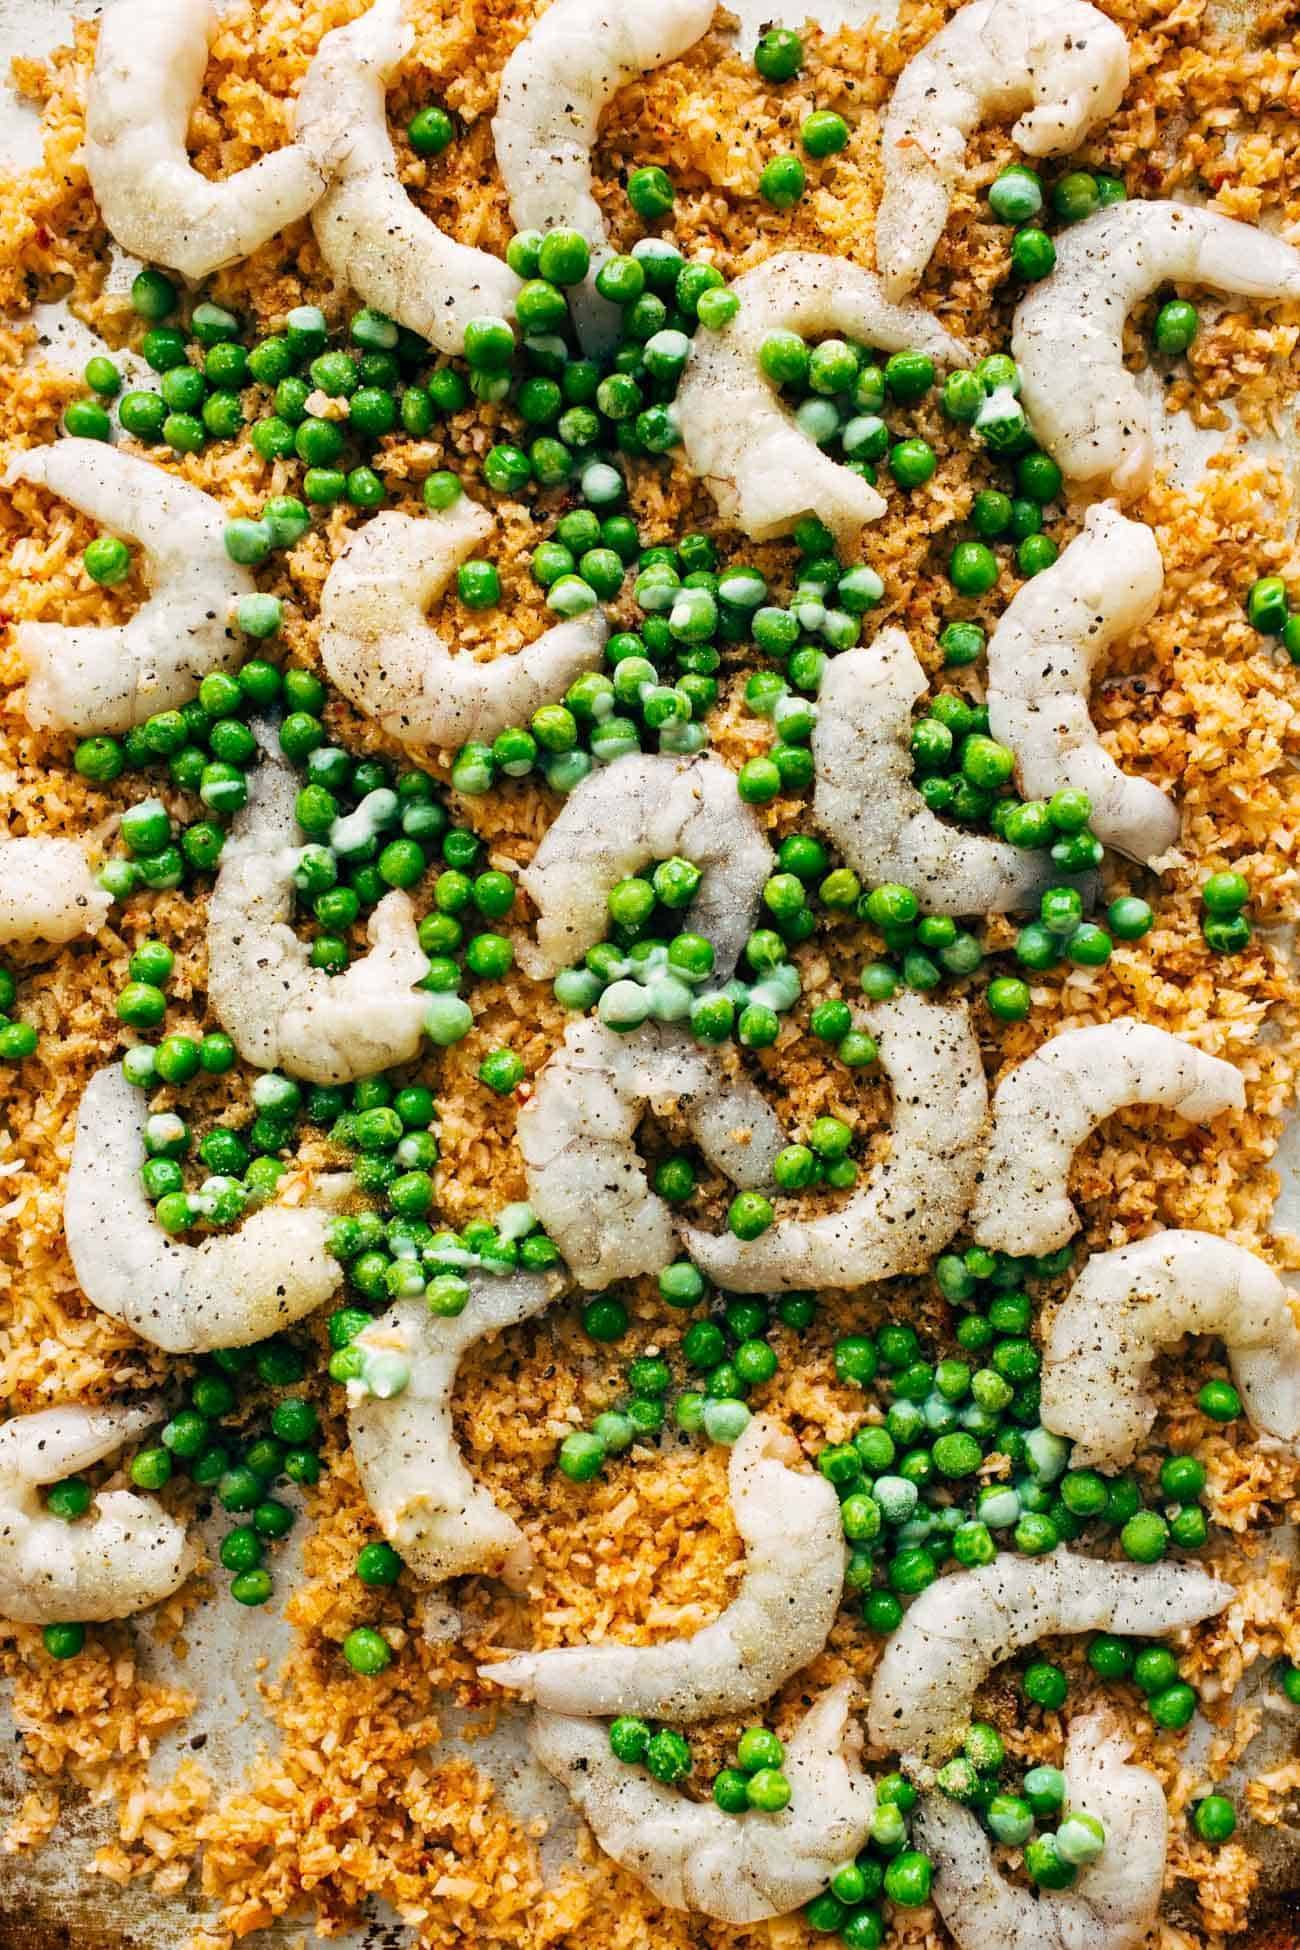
0;0;1296;1943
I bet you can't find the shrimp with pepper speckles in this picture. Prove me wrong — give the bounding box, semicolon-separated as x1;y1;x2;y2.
0;838;110;947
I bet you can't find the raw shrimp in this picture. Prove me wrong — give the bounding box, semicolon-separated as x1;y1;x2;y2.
480;1417;844;1719
295;0;520;356
969;1019;1245;1256
986;503;1177;863
675;251;967;547
0;1402;194;1624
64;1065;343;1353
874;0;1128;299
1040;1231;1300;1469
520;751;773;979
814;630;1054;914
683;992;987;1292
1013;202;1300;493
5;441;252;734
519;1017;784;1288
347;1270;566;1590
531;1680;876;1922
0;838;110;947
84;0;332;282
867;1549;1230;1778
916;1710;1167;1950
492;0;716;355
318;504;606;750
207;735;429;1084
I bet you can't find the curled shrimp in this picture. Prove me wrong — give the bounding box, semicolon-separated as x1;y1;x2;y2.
531;1681;876;1922
83;0;333;282
348;1269;566;1591
675;251;968;548
867;1548;1231;1780
0;1402;194;1624
480;1416;845;1719
1040;1230;1300;1469
683;991;988;1293
875;0;1128;300
986;503;1178;864
518;1017;784;1289
295;0;520;356
813;629;1055;914
318;503;606;751
492;0;716;355
969;1019;1246;1257
1013;203;1300;493
5;441;253;734
519;751;773;980
916;1710;1167;1950
207;734;430;1085
0;838;110;948
64;1065;344;1353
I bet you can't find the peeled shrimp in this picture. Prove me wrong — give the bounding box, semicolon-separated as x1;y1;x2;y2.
295;0;520;356
481;1416;844;1719
868;1549;1231;1779
916;1710;1166;1950
84;0;332;281
64;1065;343;1353
814;629;1054;914
675;251;968;547
5;441;252;734
207;735;429;1085
1013;203;1300;493
348;1269;565;1590
492;0;716;355
520;751;773;980
519;1017;784;1289
986;504;1177;864
969;1019;1245;1257
531;1680;876;1922
0;1402;194;1624
0;838;110;947
1041;1231;1300;1469
684;991;987;1293
874;0;1128;300
318;503;606;751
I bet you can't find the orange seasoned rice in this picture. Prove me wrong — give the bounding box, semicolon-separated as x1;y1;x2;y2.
0;0;1298;1945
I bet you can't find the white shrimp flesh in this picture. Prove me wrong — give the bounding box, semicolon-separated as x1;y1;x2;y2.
868;1548;1231;1779
1041;1230;1300;1469
492;0;716;355
480;1416;845;1719
875;0;1129;299
0;838;110;947
5;440;253;734
814;629;1056;914
519;750;773;980
64;1064;344;1352
986;503;1178;864
0;1402;194;1624
675;251;968;547
531;1680;876;1922
84;0;332;282
318;503;606;751
969;1018;1246;1256
207;732;430;1084
519;1016;784;1289
683;991;988;1292
348;1269;565;1589
1013;202;1300;493
295;0;520;356
916;1710;1167;1950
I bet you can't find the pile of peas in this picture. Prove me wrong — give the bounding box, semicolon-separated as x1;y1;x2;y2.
1246;569;1300;665
559;1285;815;1479
711;1724;794;1813
605;1713;693;1786
984;160;1127;284
0;963;40;1065
1199;869;1253;957
1010;880;1155;1006
804;1770;933;1944
1085;1632;1208;1734
934;1716;1111;1888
